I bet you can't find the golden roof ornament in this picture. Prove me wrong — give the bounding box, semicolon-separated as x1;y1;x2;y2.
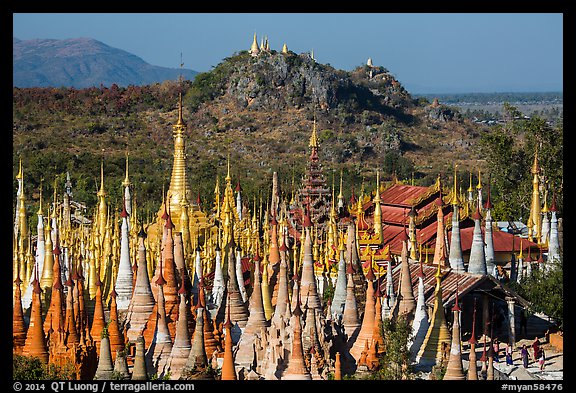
97;160;106;198
330;175;336;213
225;153;232;183
476;169;482;190
16;157;23;180
309;115;319;148
37;180;44;216
531;147;540;175
374;170;381;203
122;152;131;187
450;164;459;205
338;169;344;200
175;92;185;128
51;178;58;219
542;186;549;213
434;256;443;280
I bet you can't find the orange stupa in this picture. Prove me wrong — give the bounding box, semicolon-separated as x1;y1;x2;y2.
108;288;125;362
220;299;237;380
22;264;49;363
63;273;79;347
156;212;180;340
268;213;281;307
43;238;65;337
349;259;376;364
13;268;27;355
281;298;311;380
90;270;107;356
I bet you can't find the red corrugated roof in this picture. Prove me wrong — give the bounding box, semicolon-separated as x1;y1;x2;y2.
380;183;431;207
451;226;540;253
386;263;527;308
380;205;410;225
378;225;413;255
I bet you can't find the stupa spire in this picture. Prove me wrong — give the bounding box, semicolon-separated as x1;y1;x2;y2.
350;255;376;364
235;249;270;369
383;253;396;319
185;306;208;371
63;273;79;347
108;288;124;362
330;232;348;318
122;151;131;188
22;263;49;363
281;297;311;380
299;223;322;309
146;262;173;377
467;298;479;380
94;334;115;380
13;267;27;354
409;258;429;360
444;282;465;380
309;115;318;149
220;298;237;380
468;205;488;275
250;32;260;56
211;232;225;309
272;242;292;327
484;176;496;276
163;89;192;233
450;164;459;205
432;182;449;268
115;198;133;311
131;335;148;380
528;147;542;243
244;250;269;333
398;238;417;323
222;243;249;338
547;191;561;263
342;256;361;341
449;168;465;272
416;261;451;366
125;227;156;343
90;269;107;356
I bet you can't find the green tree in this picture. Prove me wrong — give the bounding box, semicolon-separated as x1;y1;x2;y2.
512;260;563;329
13;355;75;380
479;104;563;222
371;315;413;380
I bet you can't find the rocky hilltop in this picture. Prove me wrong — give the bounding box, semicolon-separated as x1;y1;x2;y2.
183;49;480;176
186;50;414;117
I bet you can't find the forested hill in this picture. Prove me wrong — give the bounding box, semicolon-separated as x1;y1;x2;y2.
15;49;561;223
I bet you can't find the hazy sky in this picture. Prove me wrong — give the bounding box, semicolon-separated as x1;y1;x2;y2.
13;13;563;94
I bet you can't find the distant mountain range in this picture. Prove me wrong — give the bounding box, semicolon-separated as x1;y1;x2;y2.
13;37;198;88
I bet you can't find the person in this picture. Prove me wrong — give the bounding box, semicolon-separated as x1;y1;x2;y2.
538;348;546;371
521;345;529;368
532;337;540;361
493;338;500;362
505;343;514;365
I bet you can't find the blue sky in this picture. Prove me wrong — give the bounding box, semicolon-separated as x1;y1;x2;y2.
13;13;563;94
